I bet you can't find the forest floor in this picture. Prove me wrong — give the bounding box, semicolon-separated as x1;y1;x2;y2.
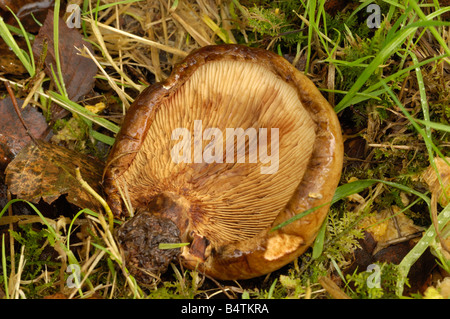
0;0;449;299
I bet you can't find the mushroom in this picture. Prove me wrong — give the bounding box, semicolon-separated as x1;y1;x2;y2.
104;44;343;281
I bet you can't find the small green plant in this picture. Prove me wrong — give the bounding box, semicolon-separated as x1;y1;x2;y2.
335;1;450;112
345;263;401;299
247;6;293;40
10;224;60;278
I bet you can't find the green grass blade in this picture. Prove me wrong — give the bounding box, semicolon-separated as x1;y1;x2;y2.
415;120;450;133
48;91;120;134
347;0;376;21
5;24;34;40
312;215;327;259
90;130;116;146
408;0;450;57
331;180;377;204
159;243;190;249
5;6;35;76
343;88;386;106
396;202;450;296
304;0;316;74
272;179;429;232
335;26;416;112
267;278;277;299
405;20;450;29
410;51;431;139
81;0;144;16
53;0;68;98
1;234;9;299
0;17;35;76
361;54;447;97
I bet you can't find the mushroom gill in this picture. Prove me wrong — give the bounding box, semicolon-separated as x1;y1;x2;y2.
114;59;316;244
104;44;343;281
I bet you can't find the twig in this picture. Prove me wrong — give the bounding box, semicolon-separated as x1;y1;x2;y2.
4;81;39;146
383;231;423;246
368;143;414;150
318;276;351;299
389;206;403;238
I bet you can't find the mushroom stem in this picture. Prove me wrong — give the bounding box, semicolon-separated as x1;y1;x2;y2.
115;210;182;283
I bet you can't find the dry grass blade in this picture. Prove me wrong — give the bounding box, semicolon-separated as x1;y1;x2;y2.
89;19;142;92
170;11;212;46
82;45;134;110
92;20;188;57
85;213;144;298
9;246;26;299
68;249;106;299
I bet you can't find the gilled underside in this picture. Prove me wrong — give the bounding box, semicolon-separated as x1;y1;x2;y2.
116;59;317;245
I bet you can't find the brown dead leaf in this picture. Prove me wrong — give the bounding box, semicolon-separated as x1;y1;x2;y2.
5;140;104;212
360;206;424;254
32;10;97;119
0;97;49;169
0;37;28;75
353;207;436;294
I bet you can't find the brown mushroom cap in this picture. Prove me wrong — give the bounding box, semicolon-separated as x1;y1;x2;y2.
104;44;343;280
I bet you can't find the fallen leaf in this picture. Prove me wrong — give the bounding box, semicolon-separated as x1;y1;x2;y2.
5;140;104;212
0;38;28;75
347;232;435;295
353;207;435;295
0;97;49;170
32;10;97;119
360;206;424;254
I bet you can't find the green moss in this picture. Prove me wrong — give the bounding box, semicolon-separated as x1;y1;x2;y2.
52;116;89;151
2;224;61;298
9;224;60;279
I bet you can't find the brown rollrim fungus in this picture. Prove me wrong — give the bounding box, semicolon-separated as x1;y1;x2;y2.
104;44;343;281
